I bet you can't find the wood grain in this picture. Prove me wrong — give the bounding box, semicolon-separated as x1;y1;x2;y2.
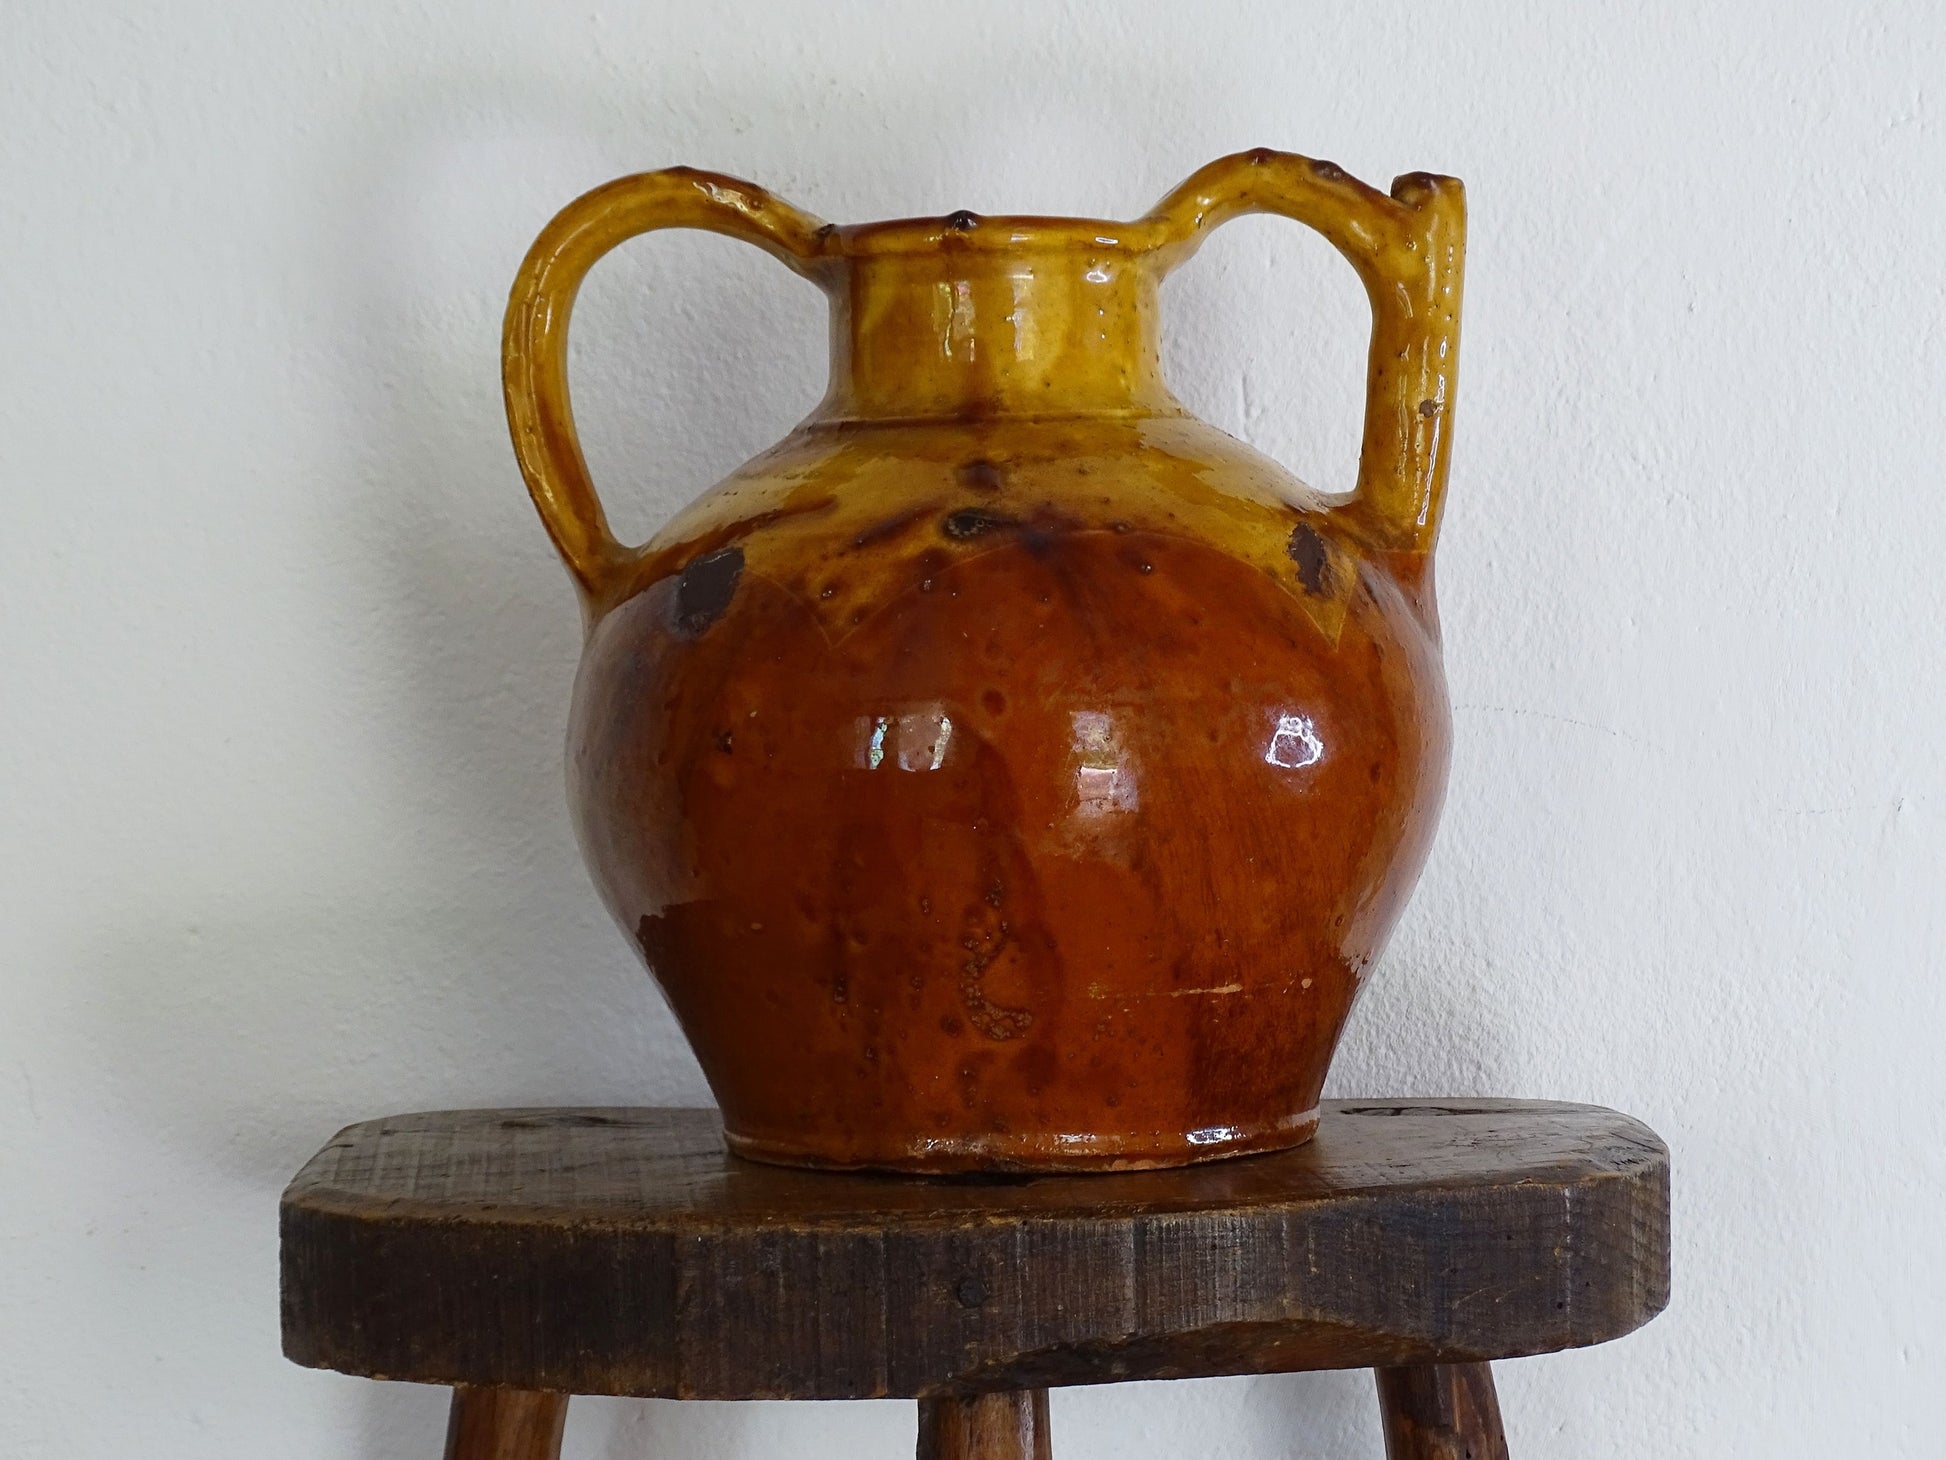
917;1390;1051;1460
442;1387;567;1460
280;1099;1669;1401
1376;1363;1509;1460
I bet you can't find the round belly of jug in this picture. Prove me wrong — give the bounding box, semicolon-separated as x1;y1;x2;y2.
567;523;1449;1173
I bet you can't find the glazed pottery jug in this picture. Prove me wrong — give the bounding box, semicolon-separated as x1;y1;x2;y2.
504;150;1464;1171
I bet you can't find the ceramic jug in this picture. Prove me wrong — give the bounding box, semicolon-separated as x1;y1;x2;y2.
504;150;1464;1171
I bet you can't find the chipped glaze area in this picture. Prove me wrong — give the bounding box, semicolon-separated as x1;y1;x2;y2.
507;151;1465;1170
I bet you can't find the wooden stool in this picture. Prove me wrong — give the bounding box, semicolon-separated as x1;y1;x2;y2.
280;1099;1668;1458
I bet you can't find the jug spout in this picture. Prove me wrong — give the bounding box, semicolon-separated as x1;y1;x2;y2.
816;214;1181;423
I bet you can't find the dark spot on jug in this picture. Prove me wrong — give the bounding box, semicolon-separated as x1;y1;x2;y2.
1020;525;1059;559
1009;503;1086;561
1286;522;1334;597
852;506;929;550
946;209;979;232
958;459;1005;492
943;506;1017;540
1011;1040;1058;1094
672;546;743;636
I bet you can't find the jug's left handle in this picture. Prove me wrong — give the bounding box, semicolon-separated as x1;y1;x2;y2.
503;169;833;609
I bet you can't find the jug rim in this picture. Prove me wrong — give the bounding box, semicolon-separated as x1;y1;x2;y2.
834;211;1159;259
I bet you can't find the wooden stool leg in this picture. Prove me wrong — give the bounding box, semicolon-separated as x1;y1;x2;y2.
917;1389;1051;1460
443;1386;569;1460
1375;1363;1508;1460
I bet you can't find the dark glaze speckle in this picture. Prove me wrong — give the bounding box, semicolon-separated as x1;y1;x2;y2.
958;460;1006;493
672;547;743;636
851;507;930;550
943;507;1017;540
1286;522;1334;597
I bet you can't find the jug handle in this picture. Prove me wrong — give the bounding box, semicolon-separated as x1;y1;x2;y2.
1142;150;1465;554
503;169;833;606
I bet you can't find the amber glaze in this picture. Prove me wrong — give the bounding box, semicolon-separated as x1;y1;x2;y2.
503;151;1466;1171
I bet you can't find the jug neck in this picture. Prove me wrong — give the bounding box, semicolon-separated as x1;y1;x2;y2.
815;219;1180;423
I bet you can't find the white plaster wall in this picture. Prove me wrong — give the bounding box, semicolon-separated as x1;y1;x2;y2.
3;2;1941;1455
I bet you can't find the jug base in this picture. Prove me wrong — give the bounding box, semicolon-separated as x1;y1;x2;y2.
722;1108;1320;1175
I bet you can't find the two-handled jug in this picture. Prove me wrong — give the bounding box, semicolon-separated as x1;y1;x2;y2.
504;150;1465;1171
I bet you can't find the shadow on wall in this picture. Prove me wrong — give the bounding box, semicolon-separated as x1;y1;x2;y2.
74;53;1525;1460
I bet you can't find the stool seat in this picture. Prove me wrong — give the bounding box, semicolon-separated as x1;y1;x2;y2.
281;1098;1667;1409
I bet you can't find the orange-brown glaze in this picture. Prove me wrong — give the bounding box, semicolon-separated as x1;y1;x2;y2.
506;152;1466;1170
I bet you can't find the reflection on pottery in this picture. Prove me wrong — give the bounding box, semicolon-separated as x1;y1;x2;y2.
503;150;1465;1171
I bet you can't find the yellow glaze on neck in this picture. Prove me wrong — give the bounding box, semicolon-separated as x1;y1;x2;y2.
818;217;1179;422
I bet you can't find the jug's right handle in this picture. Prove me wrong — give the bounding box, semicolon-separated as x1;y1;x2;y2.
503;168;833;609
1143;150;1465;555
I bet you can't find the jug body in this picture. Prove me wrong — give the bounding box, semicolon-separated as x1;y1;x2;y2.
504;152;1466;1170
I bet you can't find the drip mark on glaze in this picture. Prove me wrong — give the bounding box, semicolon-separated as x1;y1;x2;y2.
851;507;930;550
959;886;1033;1042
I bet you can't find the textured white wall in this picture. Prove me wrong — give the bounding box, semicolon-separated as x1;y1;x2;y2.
3;2;1941;1455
